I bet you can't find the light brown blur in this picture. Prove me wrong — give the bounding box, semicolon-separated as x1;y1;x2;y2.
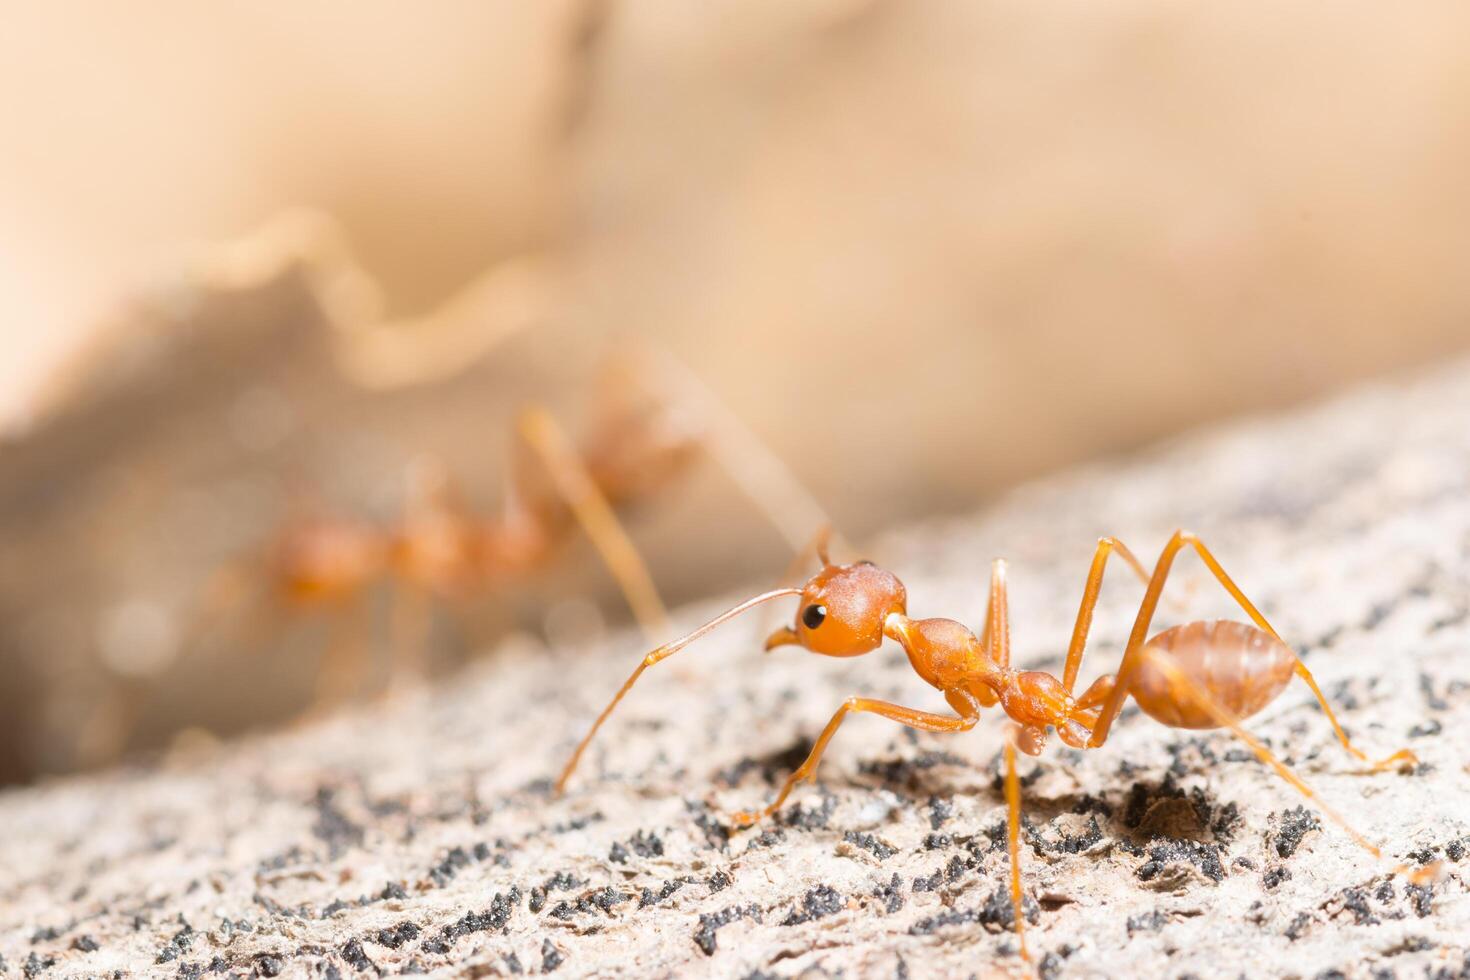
5;2;1470;532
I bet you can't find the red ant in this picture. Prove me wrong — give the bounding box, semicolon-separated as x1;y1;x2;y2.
190;352;833;713
556;528;1431;961
229;394;697;708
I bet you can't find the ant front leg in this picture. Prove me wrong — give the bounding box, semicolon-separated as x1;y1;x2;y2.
1088;531;1416;771
517;405;673;643
730;691;981;827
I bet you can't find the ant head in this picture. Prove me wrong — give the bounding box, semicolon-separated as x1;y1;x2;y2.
766;561;907;657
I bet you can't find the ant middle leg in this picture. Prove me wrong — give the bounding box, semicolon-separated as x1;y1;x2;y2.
1060;537;1149;693
1001;726;1032;962
1088;531;1416;771
730;690;981;827
976;538;1147;692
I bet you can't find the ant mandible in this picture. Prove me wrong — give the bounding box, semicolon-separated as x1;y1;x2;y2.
556;528;1429;962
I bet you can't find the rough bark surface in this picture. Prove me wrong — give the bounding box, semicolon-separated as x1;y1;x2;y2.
4;362;1470;979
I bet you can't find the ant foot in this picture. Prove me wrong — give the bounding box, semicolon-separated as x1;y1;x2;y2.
1406;862;1442;886
1369;748;1419;772
728;809;766;829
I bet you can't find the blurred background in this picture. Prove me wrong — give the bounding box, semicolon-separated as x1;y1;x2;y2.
3;1;1469;786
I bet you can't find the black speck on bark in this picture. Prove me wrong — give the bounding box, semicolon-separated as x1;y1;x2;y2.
541;938;564;972
340;938;376;974
781;884;845;925
843;830;897;860
1274;807;1321;859
1263;866;1292;890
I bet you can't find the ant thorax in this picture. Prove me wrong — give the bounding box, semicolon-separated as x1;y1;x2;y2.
883;613;1004;694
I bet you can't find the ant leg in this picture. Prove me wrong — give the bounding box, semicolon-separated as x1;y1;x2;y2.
388;578;432;693
978;559;1012;669
1002;726;1031;962
1183;534;1414;771
555;587;802;794
1136;646;1435;884
517;405;673;644
978;539;1149;687
309;597;369;716
966;562;1006;706
1060;537;1149;693
1088;531;1415;771
730;690;981;827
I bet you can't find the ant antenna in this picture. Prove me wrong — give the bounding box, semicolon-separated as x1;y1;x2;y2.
555;586;803;794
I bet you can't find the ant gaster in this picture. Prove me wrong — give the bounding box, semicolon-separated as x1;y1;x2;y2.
556;529;1431;961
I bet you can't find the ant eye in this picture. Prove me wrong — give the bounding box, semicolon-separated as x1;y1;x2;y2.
802;604;827;629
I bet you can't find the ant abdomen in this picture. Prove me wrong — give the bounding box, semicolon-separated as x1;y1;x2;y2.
1131;619;1295;729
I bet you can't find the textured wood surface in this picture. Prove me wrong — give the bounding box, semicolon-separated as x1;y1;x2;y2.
3;361;1470;978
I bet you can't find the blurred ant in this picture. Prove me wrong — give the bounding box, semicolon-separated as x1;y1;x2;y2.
557;529;1431;961
194;351;835;711
191;210;839;701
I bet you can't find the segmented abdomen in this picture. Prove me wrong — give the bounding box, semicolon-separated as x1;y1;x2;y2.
1130;620;1295;729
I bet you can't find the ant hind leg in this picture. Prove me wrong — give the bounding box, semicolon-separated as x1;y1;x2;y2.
306;597;370;719
388;579;432;695
1179;533;1416;771
1090;531;1416;771
1138;646;1434;884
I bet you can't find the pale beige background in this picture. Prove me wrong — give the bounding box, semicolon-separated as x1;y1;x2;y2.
4;2;1470;783
3;2;1470;525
